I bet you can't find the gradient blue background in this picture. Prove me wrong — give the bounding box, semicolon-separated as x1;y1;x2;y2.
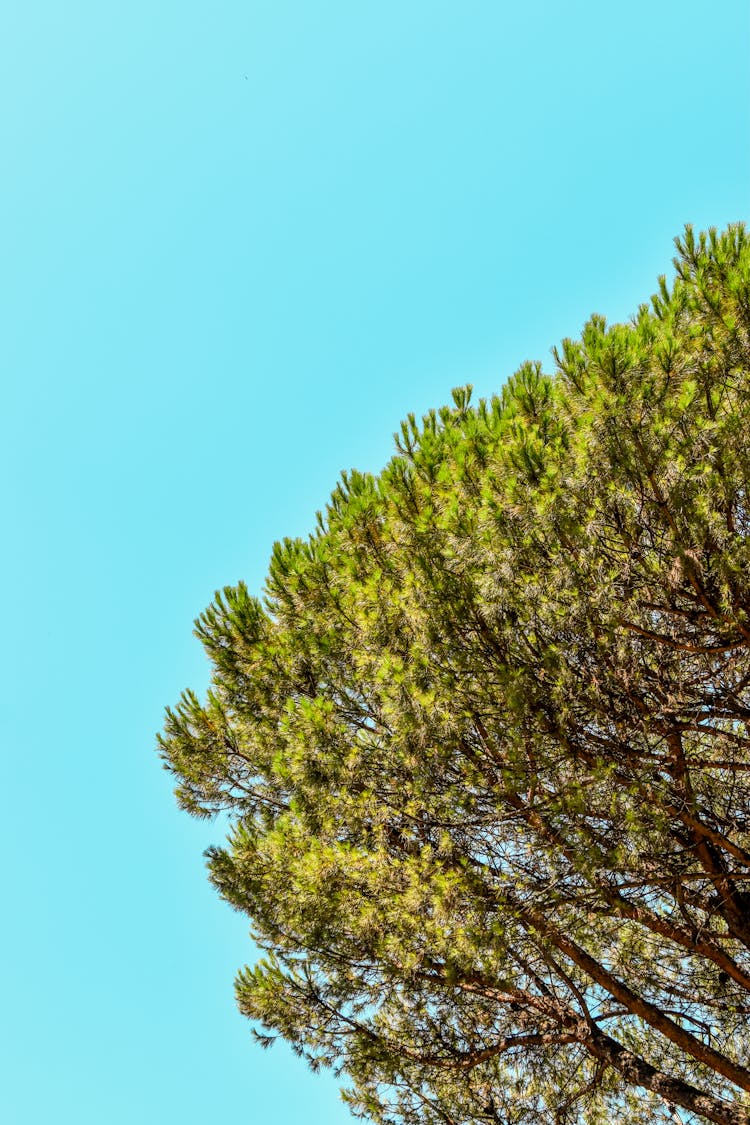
2;2;748;1122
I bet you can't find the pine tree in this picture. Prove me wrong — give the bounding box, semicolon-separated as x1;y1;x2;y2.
159;225;750;1125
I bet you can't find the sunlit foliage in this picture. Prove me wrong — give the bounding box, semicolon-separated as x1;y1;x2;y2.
160;225;750;1125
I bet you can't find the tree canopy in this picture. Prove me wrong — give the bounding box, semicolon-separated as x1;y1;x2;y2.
159;225;750;1125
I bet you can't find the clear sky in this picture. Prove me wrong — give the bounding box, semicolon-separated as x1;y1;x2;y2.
2;2;748;1123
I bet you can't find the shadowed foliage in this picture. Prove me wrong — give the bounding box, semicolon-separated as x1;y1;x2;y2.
160;225;750;1125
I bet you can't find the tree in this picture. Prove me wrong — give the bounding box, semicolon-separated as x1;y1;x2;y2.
159;225;750;1125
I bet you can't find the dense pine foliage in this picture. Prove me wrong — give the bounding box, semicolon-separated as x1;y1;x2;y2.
160;226;750;1124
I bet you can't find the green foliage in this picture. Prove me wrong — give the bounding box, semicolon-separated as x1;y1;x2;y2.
159;225;750;1125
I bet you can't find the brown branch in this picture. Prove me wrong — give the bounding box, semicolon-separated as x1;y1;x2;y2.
585;1025;750;1125
521;901;750;1094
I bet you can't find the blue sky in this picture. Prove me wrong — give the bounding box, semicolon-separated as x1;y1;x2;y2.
2;2;748;1122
